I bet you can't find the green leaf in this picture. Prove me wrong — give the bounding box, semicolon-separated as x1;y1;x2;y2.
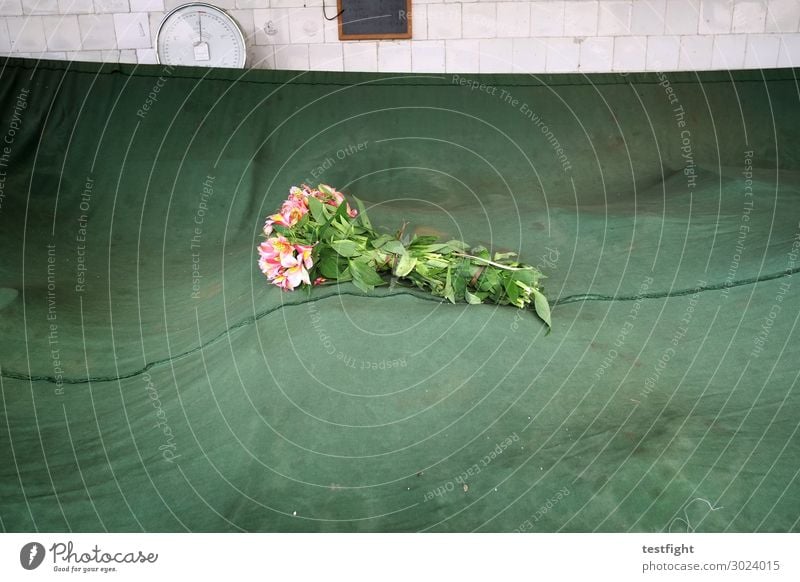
331;218;351;234
331;239;361;258
307;195;327;224
414;261;431;277
478;269;500;293
465;289;483;305
493;251;517;261
452;270;467;299
408;235;439;247
317;255;343;279
504;275;521;304
394;253;417;277
350;276;371;294
380;239;407;255
352;196;372;230
417;243;451;253
349;260;384;286
443;266;455;303
371;234;394;249
513;268;538;286
425;256;450;269
445;239;469;252
532;288;552;329
471;246;490;259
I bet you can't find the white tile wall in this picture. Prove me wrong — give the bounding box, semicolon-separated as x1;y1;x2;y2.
43;14;81;50
235;0;266;8
412;4;427;40
712;32;747;66
22;0;59;15
777;32;800;65
59;0;94;13
463;3;496;39
68;48;119;60
7;15;47;51
146;9;159;39
247;44;274;68
614;35;646;69
288;7;323;44
546;36;580;71
732;1;767;33
428;3;461;39
512;37;545;71
479;37;512;72
647;34;681;69
16;50;66;57
565;1;598;36
274;43;308;69
113;11;149;49
531;1;564;37
343;41;377;72
699;0;734;34
272;0;321;7
630;0;666;35
0;19;10;50
745;32;780;65
598;1;631;36
253;8;290;45
94;0;129;14
129;0;160;11
135;46;155;62
446;38;479;72
0;0;24;17
679;34;714;67
1;1;798;72
229;8;254;42
412;39;445;72
309;42;342;71
579;35;613;70
79;13;115;49
665;0;700;34
765;0;800;32
377;40;411;72
497;2;530;38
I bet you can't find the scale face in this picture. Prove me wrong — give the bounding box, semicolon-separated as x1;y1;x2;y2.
156;3;246;68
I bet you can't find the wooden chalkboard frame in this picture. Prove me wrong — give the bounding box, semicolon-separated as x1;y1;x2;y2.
337;0;413;40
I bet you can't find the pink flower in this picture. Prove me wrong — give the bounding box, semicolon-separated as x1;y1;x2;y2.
284;261;311;288
258;236;295;267
269;256;310;291
257;256;281;278
316;184;358;218
271;272;294;290
295;243;314;269
256;236;315;291
257;185;357;292
280;195;309;224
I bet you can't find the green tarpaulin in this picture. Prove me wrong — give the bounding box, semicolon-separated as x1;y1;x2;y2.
0;59;798;532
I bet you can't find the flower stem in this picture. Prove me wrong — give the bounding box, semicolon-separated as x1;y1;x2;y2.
452;252;536;272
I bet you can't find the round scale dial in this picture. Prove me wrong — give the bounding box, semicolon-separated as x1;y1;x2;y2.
156;3;246;68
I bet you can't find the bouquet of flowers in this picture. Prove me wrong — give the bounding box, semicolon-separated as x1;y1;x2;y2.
256;184;551;329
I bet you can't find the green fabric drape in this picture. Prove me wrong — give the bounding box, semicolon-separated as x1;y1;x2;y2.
1;58;798;531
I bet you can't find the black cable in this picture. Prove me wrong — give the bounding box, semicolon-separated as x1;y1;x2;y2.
322;0;344;21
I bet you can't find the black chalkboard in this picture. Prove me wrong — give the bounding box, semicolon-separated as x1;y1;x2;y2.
337;0;412;40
